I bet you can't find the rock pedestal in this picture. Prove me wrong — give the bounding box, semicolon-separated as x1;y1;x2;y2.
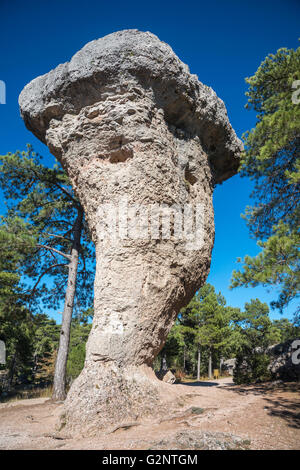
19;30;242;431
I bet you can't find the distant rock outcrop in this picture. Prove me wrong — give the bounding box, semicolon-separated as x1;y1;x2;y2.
268;339;300;381
227;339;300;383
223;358;236;376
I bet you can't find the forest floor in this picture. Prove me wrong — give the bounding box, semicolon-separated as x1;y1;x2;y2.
0;377;299;450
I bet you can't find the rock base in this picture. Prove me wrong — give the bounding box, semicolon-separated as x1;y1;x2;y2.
61;363;169;434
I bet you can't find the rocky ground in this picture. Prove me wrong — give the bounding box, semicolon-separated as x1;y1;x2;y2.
0;378;299;450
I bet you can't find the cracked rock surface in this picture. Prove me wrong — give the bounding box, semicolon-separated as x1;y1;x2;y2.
19;29;242;431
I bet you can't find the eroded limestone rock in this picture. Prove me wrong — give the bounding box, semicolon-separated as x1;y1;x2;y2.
19;29;242;431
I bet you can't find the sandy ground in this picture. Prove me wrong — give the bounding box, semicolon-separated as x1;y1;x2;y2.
0;378;299;450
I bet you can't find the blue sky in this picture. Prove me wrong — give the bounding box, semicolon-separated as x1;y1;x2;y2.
0;0;299;322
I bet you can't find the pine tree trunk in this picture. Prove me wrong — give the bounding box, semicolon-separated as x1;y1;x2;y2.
208;347;212;379
197;344;201;381
161;352;168;371
52;208;83;401
183;344;186;372
9;352;16;387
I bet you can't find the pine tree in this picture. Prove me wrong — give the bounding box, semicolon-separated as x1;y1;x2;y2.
66;316;92;383
233;299;281;384
0;146;94;400
32;314;60;386
0;220;37;388
231;44;300;316
180;284;232;379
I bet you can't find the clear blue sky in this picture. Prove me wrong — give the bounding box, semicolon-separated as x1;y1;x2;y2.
0;0;299;322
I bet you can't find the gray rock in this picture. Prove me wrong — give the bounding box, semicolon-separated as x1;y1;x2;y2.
19;29;242;432
19;29;241;184
151;430;251;450
223;358;236;375
268;339;300;381
155;369;176;384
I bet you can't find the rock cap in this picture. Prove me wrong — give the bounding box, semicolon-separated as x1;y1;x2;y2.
19;29;242;183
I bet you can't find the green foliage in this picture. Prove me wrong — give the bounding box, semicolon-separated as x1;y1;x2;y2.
0;305;35;386
0;146;96;395
159;289;298;384
239;299;281;348
233;299;281;384
234;353;271;385
160;284;236;376
241;45;300;235
0;219;36;301
231;223;300;313
66;319;92;381
0;306;92;394
32;314;60;384
231;44;300;314
159;322;186;370
66;344;86;382
273;317;300;342
0;218;37;387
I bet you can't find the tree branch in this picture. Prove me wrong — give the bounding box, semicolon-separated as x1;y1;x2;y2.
44;232;73;243
29;263;68;295
36;244;72;260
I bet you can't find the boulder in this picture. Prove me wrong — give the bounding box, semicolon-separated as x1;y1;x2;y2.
223;358;236;376
268;339;300;381
19;29;242;431
156;369;176;384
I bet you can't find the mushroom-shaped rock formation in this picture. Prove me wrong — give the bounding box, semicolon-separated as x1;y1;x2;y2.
19;29;242;431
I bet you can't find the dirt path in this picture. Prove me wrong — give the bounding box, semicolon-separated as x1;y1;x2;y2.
0;378;299;450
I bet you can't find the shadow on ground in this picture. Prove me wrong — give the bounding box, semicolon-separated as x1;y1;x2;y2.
223;381;300;396
222;381;300;429
178;381;219;387
263;396;300;429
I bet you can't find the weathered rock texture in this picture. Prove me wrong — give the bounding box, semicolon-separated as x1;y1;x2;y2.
19;30;242;431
